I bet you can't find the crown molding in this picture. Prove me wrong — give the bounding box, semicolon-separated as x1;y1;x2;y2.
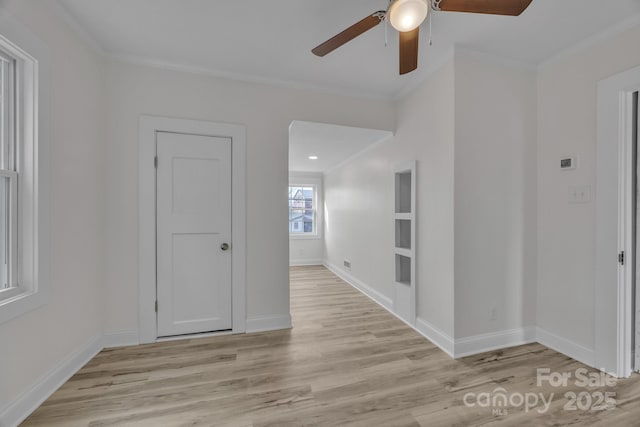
538;12;640;72
47;0;106;55
108;52;396;102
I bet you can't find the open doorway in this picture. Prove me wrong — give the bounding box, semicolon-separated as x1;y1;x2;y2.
287;121;392;268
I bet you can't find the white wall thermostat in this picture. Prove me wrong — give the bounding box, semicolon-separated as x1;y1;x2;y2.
560;156;577;170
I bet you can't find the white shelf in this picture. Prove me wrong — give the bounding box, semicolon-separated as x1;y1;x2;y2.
394;247;411;258
394;213;413;220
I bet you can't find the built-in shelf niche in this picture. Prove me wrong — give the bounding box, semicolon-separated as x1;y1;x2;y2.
393;161;416;326
395;219;411;249
395;254;411;285
395;171;412;214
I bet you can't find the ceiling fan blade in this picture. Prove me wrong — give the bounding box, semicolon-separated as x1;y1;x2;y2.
437;0;533;16
399;27;419;75
312;11;385;57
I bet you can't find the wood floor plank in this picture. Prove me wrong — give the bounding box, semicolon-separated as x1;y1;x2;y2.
21;265;640;426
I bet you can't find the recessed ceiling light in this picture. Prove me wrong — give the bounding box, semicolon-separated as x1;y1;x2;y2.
308;155;318;160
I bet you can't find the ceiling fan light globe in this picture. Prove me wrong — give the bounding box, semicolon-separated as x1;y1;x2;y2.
388;0;429;32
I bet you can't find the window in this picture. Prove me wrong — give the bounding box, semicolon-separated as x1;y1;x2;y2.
0;27;46;323
0;46;18;299
288;185;315;235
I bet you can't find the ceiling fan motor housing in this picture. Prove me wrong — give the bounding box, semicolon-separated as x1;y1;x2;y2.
388;0;430;32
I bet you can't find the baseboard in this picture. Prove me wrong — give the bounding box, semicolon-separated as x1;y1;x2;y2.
289;258;324;267
320;261;599;369
323;261;454;357
536;327;596;368
415;317;455;357
0;335;103;427
102;330;139;348
246;314;292;333
323;261;393;311
454;326;537;358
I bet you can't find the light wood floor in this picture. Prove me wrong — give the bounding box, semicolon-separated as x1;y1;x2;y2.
22;266;640;426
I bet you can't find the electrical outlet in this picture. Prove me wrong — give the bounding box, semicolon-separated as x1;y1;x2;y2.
490;307;497;321
343;260;351;270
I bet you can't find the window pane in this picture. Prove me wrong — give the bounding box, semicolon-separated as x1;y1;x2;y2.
0;57;6;170
288;186;314;233
0;176;8;289
0;54;14;172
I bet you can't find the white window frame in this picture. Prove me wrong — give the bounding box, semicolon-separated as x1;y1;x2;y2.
288;173;323;240
288;184;317;236
0;18;51;324
0;46;19;298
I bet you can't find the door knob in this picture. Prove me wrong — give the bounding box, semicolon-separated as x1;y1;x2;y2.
220;243;230;251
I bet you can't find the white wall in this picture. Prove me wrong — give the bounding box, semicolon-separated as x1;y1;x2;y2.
454;51;538;339
0;0;105;418
289;172;324;266
324;59;456;337
103;59;395;336
537;24;640;356
324;50;539;351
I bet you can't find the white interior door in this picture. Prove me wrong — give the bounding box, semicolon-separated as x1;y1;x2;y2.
156;131;232;337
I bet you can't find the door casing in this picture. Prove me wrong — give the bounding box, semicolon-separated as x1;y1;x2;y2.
596;65;640;378
138;116;246;344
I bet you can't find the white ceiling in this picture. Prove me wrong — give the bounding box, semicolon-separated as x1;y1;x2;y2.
289;121;392;173
57;0;640;99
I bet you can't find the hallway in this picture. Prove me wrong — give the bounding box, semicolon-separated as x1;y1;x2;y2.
22;266;640;426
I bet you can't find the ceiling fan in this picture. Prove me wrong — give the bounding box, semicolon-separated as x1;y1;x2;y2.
311;0;533;75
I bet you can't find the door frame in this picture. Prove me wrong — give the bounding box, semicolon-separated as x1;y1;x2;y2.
138;115;247;344
596;64;640;378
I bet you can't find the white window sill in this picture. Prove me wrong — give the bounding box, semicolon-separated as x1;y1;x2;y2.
290;233;322;240
0;289;48;324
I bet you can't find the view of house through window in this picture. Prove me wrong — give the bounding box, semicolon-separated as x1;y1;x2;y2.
288;186;314;234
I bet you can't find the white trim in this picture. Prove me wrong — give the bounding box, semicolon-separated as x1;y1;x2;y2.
289;234;322;241
618;91;636;378
322;133;394;177
46;0;106;54
289;259;324;267
455;46;536;72
288;182;321;238
414;317;455;357
539;14;640;72
245;314;292;333
102;331;139;349
393;161;417;326
0;7;51;324
0;335;102;427
109;53;392;102
138;116;247;344
155;330;233;343
596;64;640;378
324;260;456;357
323;260;393;311
536;327;596;369
455;327;537;358
324;261;595;363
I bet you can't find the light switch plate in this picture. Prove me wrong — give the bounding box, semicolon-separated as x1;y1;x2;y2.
568;185;591;204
